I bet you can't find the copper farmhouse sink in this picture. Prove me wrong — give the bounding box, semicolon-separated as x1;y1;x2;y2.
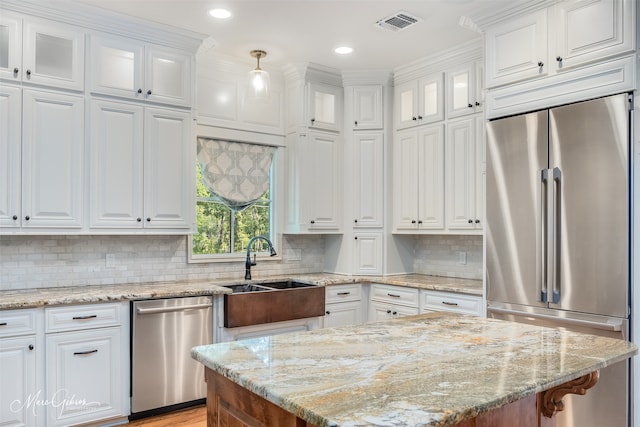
223;281;325;328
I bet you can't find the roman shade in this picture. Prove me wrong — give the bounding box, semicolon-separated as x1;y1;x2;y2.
197;137;275;211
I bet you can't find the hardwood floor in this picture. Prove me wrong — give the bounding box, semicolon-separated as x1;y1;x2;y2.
127;405;206;427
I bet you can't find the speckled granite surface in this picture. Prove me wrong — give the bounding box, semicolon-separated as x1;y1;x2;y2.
192;312;637;427
0;274;481;310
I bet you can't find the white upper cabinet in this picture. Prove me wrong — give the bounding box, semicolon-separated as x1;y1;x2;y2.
485;0;634;88
308;81;342;132
90;34;192;106
353;232;383;275
0;85;21;228
395;72;444;129
0;14;85;91
353;132;384;228
446;61;483;118
22;89;84;229
352;85;383;130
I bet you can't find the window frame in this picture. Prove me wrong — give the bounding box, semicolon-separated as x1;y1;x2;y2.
187;148;280;264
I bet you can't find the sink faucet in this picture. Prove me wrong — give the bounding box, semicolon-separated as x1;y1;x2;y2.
245;236;277;280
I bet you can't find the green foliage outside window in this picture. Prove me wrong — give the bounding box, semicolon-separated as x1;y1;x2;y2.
192;164;272;255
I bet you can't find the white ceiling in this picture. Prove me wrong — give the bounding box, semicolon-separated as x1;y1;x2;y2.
73;0;522;71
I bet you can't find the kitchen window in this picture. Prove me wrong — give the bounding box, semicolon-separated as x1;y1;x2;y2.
188;138;276;262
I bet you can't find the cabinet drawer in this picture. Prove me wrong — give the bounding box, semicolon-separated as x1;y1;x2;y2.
326;284;362;303
370;284;419;307
46;303;122;333
0;309;38;337
421;291;482;316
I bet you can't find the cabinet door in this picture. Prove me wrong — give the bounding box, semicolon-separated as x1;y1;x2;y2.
353;132;383;228
446;117;477;230
368;300;395;322
89;100;144;228
552;0;634;71
352;85;383;130
308;82;342;132
22;20;85;91
324;301;363;328
485;9;548;88
89;34;144;100
0;336;37;427
353;232;382;275
145;45;192;106
417;125;445;229
393;130;419;230
446;64;479;118
394;80;418;130
144;108;193;229
46;328;124;427
417;72;444;124
22;90;84;228
0;85;21;228
474;115;485;230
307;131;342;229
0;13;22;82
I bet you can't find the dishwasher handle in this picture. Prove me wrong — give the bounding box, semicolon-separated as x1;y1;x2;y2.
136;303;212;315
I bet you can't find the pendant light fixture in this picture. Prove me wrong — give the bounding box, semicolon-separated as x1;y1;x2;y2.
248;50;270;99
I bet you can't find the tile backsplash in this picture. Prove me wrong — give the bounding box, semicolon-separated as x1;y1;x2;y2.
413;235;483;280
0;234;326;291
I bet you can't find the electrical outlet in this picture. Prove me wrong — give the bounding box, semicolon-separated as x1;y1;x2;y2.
458;251;467;265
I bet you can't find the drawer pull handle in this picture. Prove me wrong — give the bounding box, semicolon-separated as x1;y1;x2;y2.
72;315;98;320
337;292;351;295
387;293;401;298
73;349;98;356
0;322;7;326
442;301;458;306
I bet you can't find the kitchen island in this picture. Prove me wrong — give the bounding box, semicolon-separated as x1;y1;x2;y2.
191;312;637;427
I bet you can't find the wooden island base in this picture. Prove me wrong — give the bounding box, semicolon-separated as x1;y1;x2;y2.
205;368;598;427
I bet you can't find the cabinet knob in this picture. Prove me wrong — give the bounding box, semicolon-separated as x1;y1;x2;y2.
538;61;544;67
28;344;34;351
468;219;473;224
468;103;473;108
556;56;563;62
12;215;17;220
392;311;397;315
137;217;142;222
386;309;392;314
311;118;315;124
137;89;143;94
325;311;330;315
354;121;358;126
310;220;315;224
411;220;416;224
354;236;358;240
418;220;423;224
26;69;31;76
417;115;423;120
475;219;480;224
13;67;18;74
146;217;151;222
146;90;152;95
25;215;30;221
354;219;358;223
475;101;480;107
412;117;417;121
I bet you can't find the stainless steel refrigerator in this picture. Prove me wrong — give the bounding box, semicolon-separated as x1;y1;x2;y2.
486;93;631;427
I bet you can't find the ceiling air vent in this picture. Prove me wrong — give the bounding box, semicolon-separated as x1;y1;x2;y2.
376;11;422;32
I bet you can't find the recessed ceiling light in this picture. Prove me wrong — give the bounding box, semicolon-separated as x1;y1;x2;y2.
334;46;353;55
209;8;231;19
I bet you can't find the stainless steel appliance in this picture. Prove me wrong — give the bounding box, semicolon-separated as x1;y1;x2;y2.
486;93;631;427
130;296;212;417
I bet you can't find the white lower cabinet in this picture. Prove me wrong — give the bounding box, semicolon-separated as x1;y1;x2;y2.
368;284;419;322
44;303;128;427
0;309;41;427
324;284;364;328
420;290;482;316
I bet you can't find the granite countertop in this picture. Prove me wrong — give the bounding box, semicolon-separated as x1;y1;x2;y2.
192;312;637;427
0;273;481;310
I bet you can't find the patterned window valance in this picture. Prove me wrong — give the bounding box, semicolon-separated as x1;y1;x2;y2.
197;137;276;211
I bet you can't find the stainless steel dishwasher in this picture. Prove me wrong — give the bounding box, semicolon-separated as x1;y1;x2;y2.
130;296;212;418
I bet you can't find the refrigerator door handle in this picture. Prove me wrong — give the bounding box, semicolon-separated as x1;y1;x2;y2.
540;169;549;303
551;167;562;304
487;307;623;332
